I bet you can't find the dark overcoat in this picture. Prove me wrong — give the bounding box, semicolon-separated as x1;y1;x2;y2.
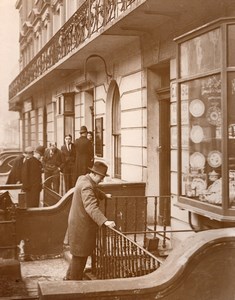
68;174;107;257
60;143;76;174
6;154;25;184
73;136;93;182
21;156;43;207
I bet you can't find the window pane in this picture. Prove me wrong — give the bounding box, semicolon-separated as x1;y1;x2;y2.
64;95;74;113
228;72;235;208
181;75;222;206
228;25;235;67
180;28;221;77
65;116;74;137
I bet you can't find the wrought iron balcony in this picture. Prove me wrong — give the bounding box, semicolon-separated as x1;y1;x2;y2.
9;0;137;100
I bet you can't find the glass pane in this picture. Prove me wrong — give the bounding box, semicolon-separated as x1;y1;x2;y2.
180;28;221;77
228;25;235;67
56;116;64;147
64;95;74;113
228;72;235;208
64;116;74;137
181;75;222;206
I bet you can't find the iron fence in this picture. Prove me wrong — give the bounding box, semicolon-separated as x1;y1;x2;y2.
101;195;171;249
91;226;162;279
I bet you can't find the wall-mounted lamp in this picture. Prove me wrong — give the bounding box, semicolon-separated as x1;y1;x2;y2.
84;54;112;83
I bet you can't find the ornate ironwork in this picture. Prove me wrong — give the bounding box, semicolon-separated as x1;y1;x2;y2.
9;0;137;100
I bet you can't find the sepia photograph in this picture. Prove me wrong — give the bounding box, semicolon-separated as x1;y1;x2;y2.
0;0;234;299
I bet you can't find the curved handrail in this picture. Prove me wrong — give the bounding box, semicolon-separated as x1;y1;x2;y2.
0;155;20;175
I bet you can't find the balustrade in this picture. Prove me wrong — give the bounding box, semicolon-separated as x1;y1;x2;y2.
91;226;162;279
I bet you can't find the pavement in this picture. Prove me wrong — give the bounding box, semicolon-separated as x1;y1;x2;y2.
20;257;69;297
19;252;93;297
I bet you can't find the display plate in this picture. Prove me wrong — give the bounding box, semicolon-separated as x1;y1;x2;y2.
206;106;222;126
191;178;207;194
190;152;206;168
190;125;204;143
207;150;222;168
189;99;205;117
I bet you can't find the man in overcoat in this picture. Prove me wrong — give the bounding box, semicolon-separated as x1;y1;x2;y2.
60;134;76;192
21;146;45;207
65;161;115;280
43;141;62;193
73;126;94;184
6;146;34;184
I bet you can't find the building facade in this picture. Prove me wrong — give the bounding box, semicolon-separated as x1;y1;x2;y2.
9;0;235;230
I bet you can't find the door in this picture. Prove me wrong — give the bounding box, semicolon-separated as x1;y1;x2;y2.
158;88;171;225
43;106;47;147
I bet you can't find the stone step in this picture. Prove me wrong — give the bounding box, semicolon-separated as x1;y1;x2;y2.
0;258;21;279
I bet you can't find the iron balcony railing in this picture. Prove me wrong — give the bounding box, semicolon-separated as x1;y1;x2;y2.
91;226;162;279
9;0;137;99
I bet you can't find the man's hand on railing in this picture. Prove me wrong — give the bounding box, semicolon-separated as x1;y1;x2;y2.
104;220;116;228
105;193;112;199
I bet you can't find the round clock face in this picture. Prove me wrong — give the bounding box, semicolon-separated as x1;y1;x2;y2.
189;99;205;117
207;150;222;168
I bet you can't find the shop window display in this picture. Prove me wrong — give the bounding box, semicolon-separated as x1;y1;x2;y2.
181;75;223;205
175;20;235;220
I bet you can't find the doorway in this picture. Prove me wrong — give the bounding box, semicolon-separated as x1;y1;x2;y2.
43;106;47;147
157;88;171;225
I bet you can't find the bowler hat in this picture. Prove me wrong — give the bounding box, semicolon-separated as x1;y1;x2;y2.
24;146;34;154
35;145;45;156
80;126;88;134
89;161;109;177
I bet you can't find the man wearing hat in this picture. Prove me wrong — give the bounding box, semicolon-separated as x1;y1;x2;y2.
73;125;94;184
61;134;76;192
6;146;34;184
65;161;115;280
21;145;44;207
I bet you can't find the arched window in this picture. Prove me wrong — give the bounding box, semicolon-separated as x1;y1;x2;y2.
112;85;121;178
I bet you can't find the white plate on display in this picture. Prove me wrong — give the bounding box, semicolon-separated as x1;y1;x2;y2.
207;150;222;168
206;106;222;126
191;178;207;194
190;125;204;143
190;152;206;168
189;99;205;117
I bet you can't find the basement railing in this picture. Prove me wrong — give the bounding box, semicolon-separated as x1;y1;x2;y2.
91;226;162;279
9;0;137;99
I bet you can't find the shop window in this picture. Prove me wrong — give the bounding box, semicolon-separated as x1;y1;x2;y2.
181;75;222;205
175;19;235;222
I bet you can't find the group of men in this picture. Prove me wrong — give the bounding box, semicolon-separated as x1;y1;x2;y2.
44;125;94;194
6;126;94;206
6;125;116;281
